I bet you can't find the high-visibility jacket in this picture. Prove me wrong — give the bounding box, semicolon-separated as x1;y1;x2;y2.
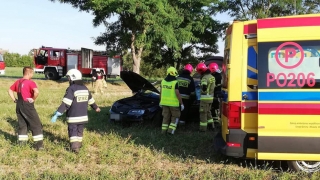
57;84;98;124
160;80;179;107
200;73;215;102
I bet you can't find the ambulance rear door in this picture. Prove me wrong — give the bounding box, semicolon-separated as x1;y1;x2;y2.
257;14;320;161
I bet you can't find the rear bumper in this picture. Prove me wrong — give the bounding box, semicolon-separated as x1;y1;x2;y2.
214;129;257;158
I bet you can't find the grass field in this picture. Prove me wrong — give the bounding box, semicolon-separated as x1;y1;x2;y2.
0;67;319;179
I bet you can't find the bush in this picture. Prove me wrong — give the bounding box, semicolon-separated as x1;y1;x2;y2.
3;53;34;67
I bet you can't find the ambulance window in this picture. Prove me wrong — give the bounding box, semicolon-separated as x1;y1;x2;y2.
0;55;3;62
258;41;320;89
222;50;229;88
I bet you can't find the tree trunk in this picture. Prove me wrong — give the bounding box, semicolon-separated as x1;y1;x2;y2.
176;58;182;70
130;32;143;74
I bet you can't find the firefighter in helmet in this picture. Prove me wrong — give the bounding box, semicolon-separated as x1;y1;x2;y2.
208;63;222;123
51;69;101;153
92;68;105;94
196;63;215;132
160;66;184;135
177;64;195;125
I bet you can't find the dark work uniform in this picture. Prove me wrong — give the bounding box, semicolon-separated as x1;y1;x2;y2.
10;79;43;149
56;82;99;150
177;70;195;123
212;72;222;120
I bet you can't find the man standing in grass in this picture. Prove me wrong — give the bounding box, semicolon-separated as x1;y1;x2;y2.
160;67;184;135
51;69;101;153
8;66;44;150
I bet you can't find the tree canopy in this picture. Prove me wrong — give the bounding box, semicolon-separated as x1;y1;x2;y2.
50;0;225;73
218;0;320;20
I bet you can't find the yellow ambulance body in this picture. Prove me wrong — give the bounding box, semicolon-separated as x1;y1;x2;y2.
217;13;320;172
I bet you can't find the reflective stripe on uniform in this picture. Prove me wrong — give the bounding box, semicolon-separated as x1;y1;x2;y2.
78;137;83;142
169;123;177;130
180;94;190;99
207;119;214;123
162;124;169;130
200;95;213;101
18;135;28;141
67;116;88;123
70;136;79;142
200;122;207;127
33;134;44;141
88;98;95;105
74;90;89;97
63;98;73;105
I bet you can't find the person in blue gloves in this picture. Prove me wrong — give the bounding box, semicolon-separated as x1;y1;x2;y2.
51;69;101;153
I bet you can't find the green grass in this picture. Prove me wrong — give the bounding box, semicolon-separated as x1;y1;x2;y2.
0;68;320;179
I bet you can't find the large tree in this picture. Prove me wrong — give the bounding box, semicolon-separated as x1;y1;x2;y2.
218;0;320;20
51;0;189;74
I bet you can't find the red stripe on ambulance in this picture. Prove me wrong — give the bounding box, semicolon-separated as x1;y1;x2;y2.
258;16;320;29
243;24;257;34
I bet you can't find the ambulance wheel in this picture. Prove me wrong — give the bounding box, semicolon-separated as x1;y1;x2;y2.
45;68;58;80
287;161;320;173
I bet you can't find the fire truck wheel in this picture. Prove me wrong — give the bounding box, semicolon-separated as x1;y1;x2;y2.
287;160;320;173
45;68;58;80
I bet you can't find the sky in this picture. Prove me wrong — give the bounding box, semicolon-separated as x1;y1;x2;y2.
0;0;233;56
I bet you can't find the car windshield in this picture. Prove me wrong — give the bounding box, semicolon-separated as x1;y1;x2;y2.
140;90;159;98
0;54;3;62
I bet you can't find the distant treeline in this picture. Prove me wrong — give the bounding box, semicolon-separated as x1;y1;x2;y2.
3;53;34;67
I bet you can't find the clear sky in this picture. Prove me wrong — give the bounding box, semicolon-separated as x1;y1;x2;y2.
0;0;233;56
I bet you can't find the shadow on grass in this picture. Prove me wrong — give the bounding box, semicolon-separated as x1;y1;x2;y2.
4;117;69;148
84;106;289;172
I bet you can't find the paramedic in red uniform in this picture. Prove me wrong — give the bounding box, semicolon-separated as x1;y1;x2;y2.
8;67;44;150
51;69;101;153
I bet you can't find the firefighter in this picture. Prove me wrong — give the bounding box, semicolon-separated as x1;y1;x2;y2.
92;68;105;94
8;67;44;150
196;63;215;132
51;69;101;153
177;64;195;125
208;63;222;123
160;66;184;135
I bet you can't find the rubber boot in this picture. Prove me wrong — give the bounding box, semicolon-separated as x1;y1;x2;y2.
34;140;44;151
70;142;80;153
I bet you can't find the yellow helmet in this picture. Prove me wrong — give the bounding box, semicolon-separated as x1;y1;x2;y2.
167;66;178;76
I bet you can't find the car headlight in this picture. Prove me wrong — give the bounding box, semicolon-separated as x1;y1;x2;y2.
127;109;145;115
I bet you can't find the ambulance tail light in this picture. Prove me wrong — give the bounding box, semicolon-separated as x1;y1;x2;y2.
228;102;241;129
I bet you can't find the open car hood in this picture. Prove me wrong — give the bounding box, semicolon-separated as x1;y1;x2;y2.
120;71;160;94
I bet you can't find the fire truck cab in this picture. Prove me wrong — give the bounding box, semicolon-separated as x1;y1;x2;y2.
215;14;320;173
0;53;5;75
33;46;110;80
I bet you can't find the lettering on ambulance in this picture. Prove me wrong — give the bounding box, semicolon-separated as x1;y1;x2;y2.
259;41;320;89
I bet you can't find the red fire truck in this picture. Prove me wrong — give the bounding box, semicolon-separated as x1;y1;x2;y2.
0;53;5;75
33;46;122;80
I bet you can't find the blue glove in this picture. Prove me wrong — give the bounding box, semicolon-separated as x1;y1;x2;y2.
51;111;63;123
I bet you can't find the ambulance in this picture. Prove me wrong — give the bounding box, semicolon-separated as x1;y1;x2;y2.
216;13;320;172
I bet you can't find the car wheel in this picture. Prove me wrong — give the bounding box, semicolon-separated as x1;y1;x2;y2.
287;160;320;173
